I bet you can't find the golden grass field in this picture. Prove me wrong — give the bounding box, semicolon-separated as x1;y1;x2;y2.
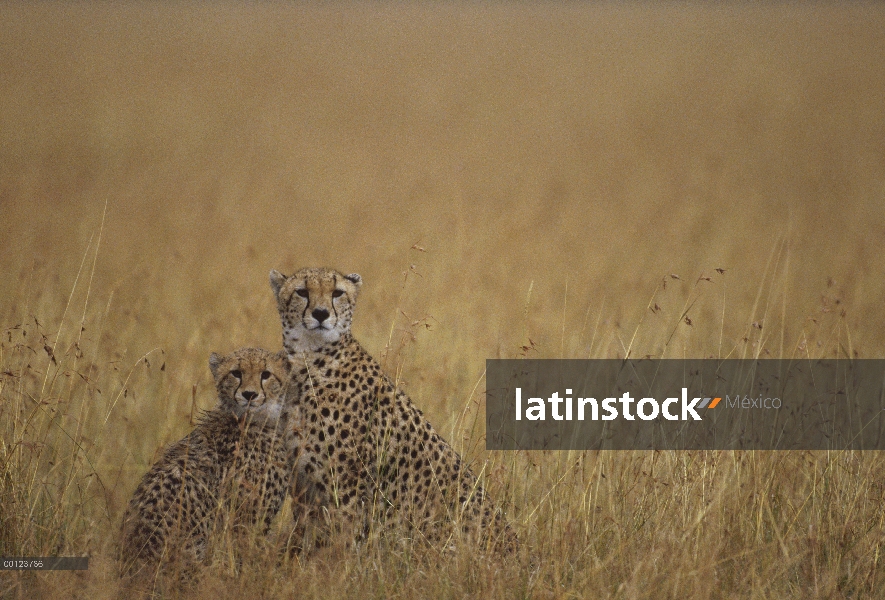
2;3;885;598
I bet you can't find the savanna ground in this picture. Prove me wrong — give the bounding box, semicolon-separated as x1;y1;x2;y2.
2;4;885;598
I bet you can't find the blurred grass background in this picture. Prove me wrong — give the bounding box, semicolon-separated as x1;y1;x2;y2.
1;3;884;598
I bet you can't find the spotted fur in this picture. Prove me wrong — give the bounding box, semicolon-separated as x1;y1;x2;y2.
119;347;294;572
270;267;516;552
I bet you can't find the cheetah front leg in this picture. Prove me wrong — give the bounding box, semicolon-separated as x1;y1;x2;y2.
286;452;381;554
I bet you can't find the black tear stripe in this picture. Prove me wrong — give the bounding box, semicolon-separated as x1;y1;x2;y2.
260;360;267;395
300;279;311;321
332;273;339;320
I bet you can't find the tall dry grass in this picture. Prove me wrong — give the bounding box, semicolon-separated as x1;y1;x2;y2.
1;3;885;598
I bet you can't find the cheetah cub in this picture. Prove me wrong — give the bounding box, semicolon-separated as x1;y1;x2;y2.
119;347;294;573
270;267;516;552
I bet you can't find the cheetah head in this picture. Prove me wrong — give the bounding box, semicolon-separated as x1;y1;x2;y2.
269;267;362;353
209;347;291;419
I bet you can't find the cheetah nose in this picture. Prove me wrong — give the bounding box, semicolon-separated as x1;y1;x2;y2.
241;391;258;403
312;308;330;323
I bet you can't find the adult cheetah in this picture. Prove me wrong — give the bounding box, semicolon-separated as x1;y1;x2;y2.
119;347;294;573
270;267;516;552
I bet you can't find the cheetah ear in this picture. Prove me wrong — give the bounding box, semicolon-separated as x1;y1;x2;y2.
275;349;293;372
344;273;362;288
269;269;287;299
209;352;221;378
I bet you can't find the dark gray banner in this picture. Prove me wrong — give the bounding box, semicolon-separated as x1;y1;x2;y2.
486;360;885;450
0;557;89;570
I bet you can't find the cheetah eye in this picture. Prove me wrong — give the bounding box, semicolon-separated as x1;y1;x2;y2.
261;370;272;380
332;289;344;298
296;289;309;299
230;369;242;379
